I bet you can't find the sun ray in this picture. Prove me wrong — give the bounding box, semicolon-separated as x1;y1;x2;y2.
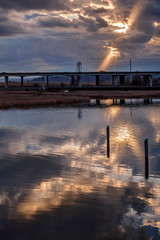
128;0;145;27
97;47;120;71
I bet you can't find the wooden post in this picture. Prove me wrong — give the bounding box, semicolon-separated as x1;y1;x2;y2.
106;126;110;158
144;138;149;179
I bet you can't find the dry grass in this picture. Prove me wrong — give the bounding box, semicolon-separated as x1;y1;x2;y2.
0;91;90;109
0;90;160;109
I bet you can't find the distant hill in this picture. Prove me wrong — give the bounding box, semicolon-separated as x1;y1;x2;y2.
31;75;112;83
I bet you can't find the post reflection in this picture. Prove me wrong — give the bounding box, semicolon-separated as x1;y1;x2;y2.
0;99;160;239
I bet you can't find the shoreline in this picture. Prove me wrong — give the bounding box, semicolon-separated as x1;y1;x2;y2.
0;90;160;109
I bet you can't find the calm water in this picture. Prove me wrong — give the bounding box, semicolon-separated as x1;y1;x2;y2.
0;99;160;240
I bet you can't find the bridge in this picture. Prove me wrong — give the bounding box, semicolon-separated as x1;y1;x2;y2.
0;71;160;89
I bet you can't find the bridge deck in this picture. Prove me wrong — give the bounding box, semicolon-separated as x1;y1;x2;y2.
0;71;160;77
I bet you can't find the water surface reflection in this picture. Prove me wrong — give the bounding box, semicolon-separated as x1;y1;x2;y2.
0;99;160;239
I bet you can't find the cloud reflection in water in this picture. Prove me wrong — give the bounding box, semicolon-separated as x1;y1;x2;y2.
0;100;160;239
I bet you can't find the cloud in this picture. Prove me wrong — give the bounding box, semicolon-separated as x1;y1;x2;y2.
83;6;110;16
78;15;108;32
0;0;160;71
0;0;70;11
38;16;76;29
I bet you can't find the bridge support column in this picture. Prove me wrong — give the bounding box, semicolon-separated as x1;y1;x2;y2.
112;75;117;86
149;75;152;87
113;76;118;86
78;75;81;87
46;76;49;87
143;75;150;86
42;76;45;89
120;75;125;86
129;75;132;85
115;76;118;86
96;75;100;86
71;76;75;86
21;76;24;87
5;76;8;88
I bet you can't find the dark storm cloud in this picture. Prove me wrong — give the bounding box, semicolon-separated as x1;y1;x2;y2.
79;15;108;32
0;10;26;36
38;16;76;29
132;1;160;35
0;16;8;22
0;0;70;11
115;0;135;8
83;6;110;16
37;14;108;33
125;34;152;45
0;24;25;36
114;33;152;56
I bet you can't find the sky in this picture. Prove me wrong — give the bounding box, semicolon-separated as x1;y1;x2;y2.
0;0;160;72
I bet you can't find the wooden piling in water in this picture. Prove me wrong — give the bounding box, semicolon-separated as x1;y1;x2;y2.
144;138;149;179
106;126;110;158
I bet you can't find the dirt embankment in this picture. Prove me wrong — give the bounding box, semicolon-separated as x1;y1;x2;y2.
0;90;160;109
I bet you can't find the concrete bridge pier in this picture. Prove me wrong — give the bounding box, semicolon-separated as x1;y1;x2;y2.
21;76;24;87
96;75;100;86
129;75;133;85
149;75;152;87
46;76;49;87
112;75;115;86
143;75;150;86
112;75;118;86
78;75;81;87
71;75;75;86
42;76;45;89
120;75;125;86
5;76;8;88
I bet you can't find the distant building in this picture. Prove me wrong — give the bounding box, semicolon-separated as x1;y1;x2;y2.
76;61;82;72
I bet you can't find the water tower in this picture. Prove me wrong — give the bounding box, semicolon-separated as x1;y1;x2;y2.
76;61;82;72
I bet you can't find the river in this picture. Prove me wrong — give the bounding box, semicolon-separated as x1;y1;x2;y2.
0;98;160;239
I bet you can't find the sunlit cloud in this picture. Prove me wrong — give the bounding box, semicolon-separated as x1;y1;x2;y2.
89;1;115;10
153;22;160;27
112;22;129;34
60;13;79;21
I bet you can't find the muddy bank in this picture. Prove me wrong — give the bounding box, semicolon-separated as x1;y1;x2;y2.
70;90;160;99
0;90;160;109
